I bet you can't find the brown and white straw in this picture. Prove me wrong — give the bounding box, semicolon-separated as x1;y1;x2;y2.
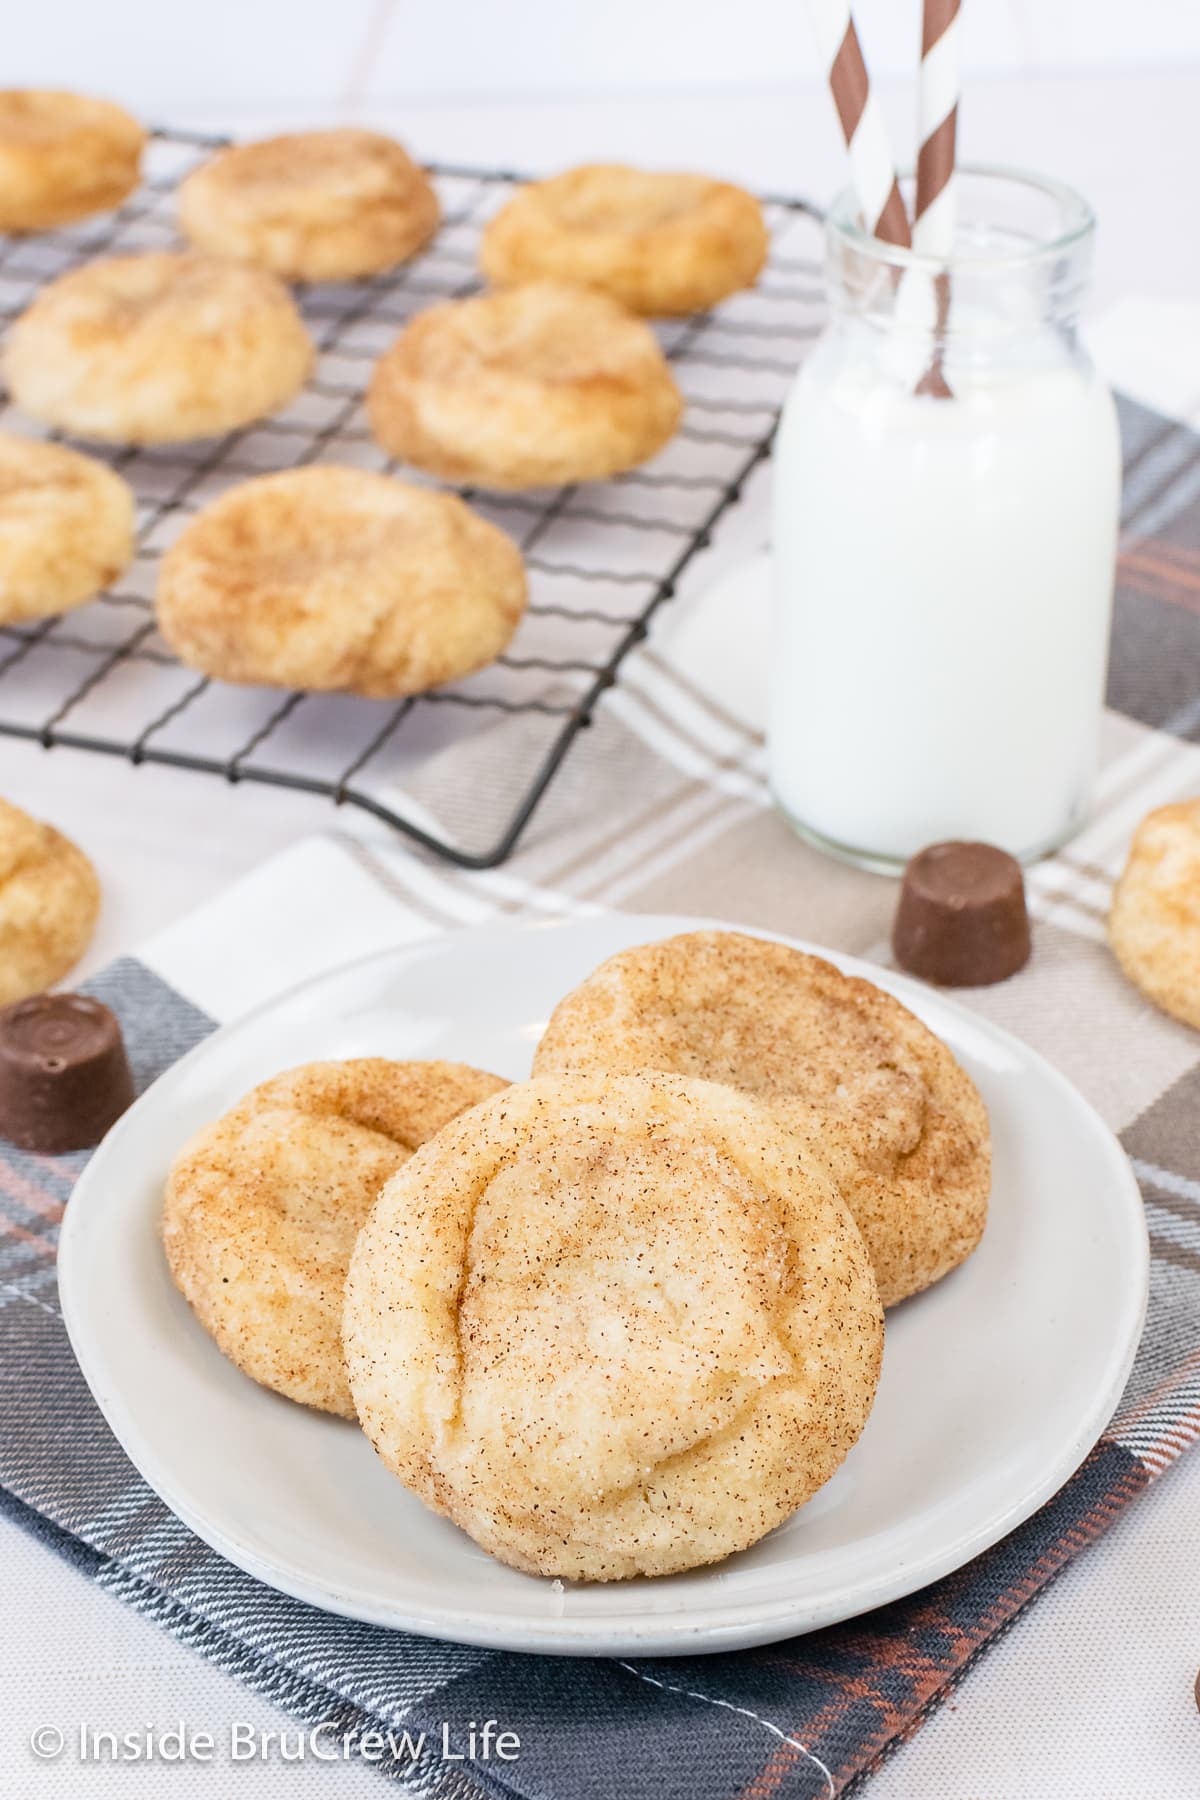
806;0;911;248
913;0;961;255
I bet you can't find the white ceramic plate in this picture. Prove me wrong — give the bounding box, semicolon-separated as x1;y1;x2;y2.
58;915;1148;1657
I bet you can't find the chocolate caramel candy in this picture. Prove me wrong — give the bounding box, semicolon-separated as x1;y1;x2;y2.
0;992;134;1152
893;841;1031;987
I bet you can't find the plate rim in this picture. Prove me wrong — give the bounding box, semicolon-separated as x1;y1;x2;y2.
57;912;1151;1655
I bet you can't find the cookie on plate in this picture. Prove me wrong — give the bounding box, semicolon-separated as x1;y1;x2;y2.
344;1071;883;1581
0;798;100;1005
533;930;991;1308
4;253;313;443
178;129;440;282
481;164;768;315
155;466;527;697
0;90;144;230
0;433;134;623
163;1058;508;1417
1109;798;1200;1029
367;282;683;489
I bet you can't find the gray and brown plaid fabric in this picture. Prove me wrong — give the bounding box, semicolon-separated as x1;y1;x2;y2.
1;396;1198;1798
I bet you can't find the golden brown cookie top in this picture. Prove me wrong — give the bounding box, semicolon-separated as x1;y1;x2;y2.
0;433;134;622
188;129;425;200
385;281;677;386
0;90;143;153
4;252;313;444
163;1057;509;1418
527;165;732;230
533;928;976;1146
345;1070;883;1581
533;929;991;1306
0;797;100;1006
14;251;298;337
155;466;527;698
178;129;440;281
1109;797;1200;1031
0;90;145;232
481;165;768;315
367;283;683;488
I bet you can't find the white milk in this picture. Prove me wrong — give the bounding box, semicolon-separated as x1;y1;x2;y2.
769;349;1121;864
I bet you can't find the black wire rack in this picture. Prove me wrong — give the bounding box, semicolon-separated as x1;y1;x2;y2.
0;128;824;869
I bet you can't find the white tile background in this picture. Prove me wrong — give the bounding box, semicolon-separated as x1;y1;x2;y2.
9;0;1200;119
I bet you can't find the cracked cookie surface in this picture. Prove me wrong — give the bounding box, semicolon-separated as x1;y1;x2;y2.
156;467;527;697
5;252;312;443
0;433;133;623
163;1058;508;1417
179;129;439;281
481;164;768;316
0;90;144;230
367;282;683;489
0;797;99;1006
344;1071;882;1580
533;930;991;1306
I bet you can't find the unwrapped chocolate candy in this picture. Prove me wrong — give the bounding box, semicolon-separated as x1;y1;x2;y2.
0;992;134;1152
893;841;1031;987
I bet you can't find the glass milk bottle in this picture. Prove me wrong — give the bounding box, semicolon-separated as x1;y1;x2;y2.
769;168;1120;870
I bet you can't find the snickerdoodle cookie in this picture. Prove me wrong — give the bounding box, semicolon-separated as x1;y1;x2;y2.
533;930;990;1308
0;798;100;1005
481;164;768;316
155;466;527;697
163;1058;508;1417
4;253;313;443
0;434;134;623
1109;798;1200;1029
344;1071;883;1582
178;129;440;282
367;282;683;489
0;90;144;230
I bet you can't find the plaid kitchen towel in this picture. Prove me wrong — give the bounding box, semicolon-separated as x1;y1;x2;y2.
0;390;1199;1800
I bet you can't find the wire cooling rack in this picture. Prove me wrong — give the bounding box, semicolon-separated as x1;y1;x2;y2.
0;128;824;868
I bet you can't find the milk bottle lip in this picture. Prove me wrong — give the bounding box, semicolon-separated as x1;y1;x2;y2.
826;164;1095;278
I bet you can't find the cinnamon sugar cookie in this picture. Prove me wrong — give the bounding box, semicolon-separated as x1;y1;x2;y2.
367;282;683;489
481;164;768;315
4;253;313;443
178;129;440;282
0;433;134;623
163;1058;508;1417
155;466;527;697
0;798;99;1005
1109;798;1200;1030
344;1071;882;1581
0;90;144;230
533;930;991;1307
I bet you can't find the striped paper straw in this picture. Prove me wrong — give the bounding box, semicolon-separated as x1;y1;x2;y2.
914;0;961;255
806;0;911;247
